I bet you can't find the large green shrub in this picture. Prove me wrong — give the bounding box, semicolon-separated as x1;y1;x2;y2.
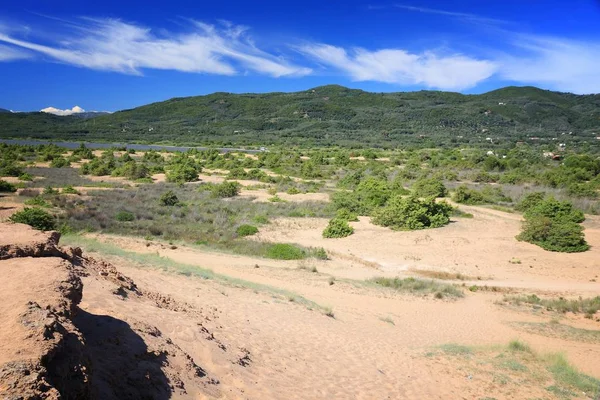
412;178;447;198
9;207;56;231
515;192;546;212
517;217;589;253
323;218;354;238
517;198;588;252
166;162;199;183
372;196;453;231
524;197;584;224
212;181;241;198
452;185;485;204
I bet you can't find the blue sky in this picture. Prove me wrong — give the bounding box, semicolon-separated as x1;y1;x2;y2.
1;0;599;113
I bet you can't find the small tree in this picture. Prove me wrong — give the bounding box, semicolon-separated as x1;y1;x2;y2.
10;207;56;231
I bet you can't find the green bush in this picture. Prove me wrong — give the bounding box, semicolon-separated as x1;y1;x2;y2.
236;224;259;237
412;178;447;198
159;190;179;206
115;211;135;222
452;185;485;204
524;197;584;224
517;217;589;253
286;187;300;195
265;243;306;260
0;179;17;193
9;207;56;231
50;157;70;168
24;196;50;207
335;208;359;222
212;181;241;198
372;196;453;230
517;198;588;252
323;218;354;238
515;192;546;212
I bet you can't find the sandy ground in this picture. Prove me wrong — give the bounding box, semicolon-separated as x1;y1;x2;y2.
253;207;600;297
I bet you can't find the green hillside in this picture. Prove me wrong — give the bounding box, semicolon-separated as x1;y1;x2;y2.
1;85;599;148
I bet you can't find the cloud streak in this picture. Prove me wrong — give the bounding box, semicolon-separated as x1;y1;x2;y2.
300;44;497;90
0;44;30;61
0;18;311;77
499;35;600;94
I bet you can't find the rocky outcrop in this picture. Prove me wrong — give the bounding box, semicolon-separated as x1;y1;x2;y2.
0;223;223;399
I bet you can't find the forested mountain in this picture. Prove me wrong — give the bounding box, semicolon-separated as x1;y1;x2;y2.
1;85;599;148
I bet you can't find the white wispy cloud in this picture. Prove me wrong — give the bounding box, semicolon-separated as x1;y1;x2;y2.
499;35;600;94
299;44;497;90
0;44;30;61
41;105;85;116
392;4;506;24
0;18;310;77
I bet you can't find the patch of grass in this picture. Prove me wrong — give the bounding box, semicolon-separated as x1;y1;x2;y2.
370;276;464;298
502;294;600;316
413;270;483;281
545;353;600;396
61;234;327;313
509;321;600;344
432;341;600;400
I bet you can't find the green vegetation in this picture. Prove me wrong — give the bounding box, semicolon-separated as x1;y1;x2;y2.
61;185;79;194
115;211;135;222
9;207;56;231
502;294;600;316
452;185;511;205
159;190;179;206
211;181;242;198
0;179;17;192
370;276;463;298
265;243;306;260
372;196;453;230
412;178;447;198
322;218;354;238
3;86;600;150
236;224;258;237
517;197;589;252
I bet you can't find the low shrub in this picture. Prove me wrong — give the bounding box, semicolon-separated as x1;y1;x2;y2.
372;196;453;231
9;207;56;231
323;218;354;238
18;173;33;181
159;190;179;206
236;224;259;237
49;157;70;168
115;211;135;222
265;243;306;260
212;181;241;198
0;179;17;193
517;217;589;253
515;192;546;212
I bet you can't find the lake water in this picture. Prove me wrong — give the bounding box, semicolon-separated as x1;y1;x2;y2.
0;138;262;154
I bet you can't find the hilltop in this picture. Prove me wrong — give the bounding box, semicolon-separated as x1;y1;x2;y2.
1;85;599;147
